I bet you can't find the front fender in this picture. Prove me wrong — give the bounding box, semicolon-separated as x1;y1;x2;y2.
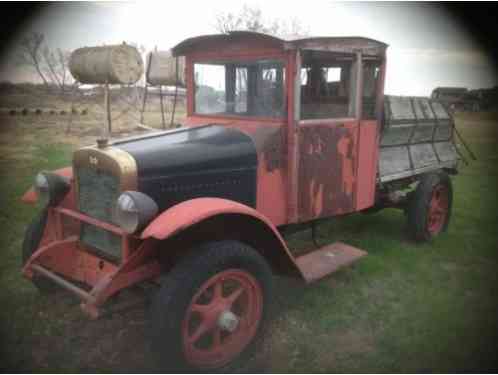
21;167;73;204
141;197;303;278
142;197;280;241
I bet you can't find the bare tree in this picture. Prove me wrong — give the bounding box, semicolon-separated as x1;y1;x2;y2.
18;32;49;87
215;5;308;38
17;31;72;93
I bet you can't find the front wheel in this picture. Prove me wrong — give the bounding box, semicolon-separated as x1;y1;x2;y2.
407;172;453;242
149;240;272;372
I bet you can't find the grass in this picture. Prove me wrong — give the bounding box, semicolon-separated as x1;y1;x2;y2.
0;113;497;372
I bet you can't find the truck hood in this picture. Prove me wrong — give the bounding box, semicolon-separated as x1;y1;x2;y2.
113;125;258;211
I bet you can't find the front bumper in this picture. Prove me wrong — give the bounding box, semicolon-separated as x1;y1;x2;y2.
22;207;161;318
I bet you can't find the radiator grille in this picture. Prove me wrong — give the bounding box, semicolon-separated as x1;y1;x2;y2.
76;167;121;260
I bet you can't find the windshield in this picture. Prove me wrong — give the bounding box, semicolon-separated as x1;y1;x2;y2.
194;59;285;118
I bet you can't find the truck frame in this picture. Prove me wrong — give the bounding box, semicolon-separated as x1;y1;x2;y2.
21;31;459;371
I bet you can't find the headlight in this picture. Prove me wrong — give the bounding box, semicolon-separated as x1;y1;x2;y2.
34;173;49;206
34;172;70;207
115;191;158;234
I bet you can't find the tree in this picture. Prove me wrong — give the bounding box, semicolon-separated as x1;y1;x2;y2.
42;46;71;93
215;5;308;38
17;31;72;93
17;32;49;87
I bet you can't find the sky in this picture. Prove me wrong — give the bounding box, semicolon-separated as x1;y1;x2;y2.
1;1;496;96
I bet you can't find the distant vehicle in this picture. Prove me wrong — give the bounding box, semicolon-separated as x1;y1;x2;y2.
21;32;460;371
431;86;480;112
468;86;498;111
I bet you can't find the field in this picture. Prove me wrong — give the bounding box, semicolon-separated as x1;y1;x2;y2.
0;94;497;372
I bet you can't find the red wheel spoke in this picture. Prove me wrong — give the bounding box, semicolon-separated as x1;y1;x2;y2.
433;207;445;215
226;287;244;306
430;196;439;208
238;315;249;330
188;321;211;344
212;328;222;349
191;303;210;315
213;281;223;300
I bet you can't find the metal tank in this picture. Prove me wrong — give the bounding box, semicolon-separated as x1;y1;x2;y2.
69;44;144;85
146;50;185;86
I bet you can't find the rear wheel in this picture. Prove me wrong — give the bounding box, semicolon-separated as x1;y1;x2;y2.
22;209;57;293
149;240;272;372
407;172;452;242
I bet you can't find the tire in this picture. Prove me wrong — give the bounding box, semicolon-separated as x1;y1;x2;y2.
149;240;273;372
407;172;453;242
22;209;57;293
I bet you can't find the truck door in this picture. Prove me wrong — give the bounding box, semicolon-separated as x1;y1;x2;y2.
297;51;361;222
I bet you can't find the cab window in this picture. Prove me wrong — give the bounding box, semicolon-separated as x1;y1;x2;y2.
194;60;285;118
362;60;381;119
300;51;358;120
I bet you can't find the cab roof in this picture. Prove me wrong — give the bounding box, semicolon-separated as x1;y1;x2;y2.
172;31;388;57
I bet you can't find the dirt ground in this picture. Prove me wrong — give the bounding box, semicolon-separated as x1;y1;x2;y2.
8;278;305;373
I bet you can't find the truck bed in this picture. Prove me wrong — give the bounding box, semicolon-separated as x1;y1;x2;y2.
378;96;459;182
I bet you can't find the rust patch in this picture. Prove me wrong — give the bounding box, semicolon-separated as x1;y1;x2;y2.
262;129;283;172
298;124;356;221
247;125;284;172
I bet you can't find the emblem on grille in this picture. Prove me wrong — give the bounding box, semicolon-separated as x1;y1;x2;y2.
89;156;98;166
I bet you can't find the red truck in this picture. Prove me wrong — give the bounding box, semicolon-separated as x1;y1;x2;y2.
21;32;458;371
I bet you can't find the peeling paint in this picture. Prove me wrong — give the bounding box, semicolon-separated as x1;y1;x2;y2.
298;124;356;221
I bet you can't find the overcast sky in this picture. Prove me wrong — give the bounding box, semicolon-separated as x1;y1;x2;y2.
1;1;496;96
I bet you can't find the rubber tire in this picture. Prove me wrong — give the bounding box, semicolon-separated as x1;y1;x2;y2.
22;209;57;293
407;172;453;242
149;240;273;372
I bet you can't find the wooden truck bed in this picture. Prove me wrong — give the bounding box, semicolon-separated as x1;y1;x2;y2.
378;95;459;182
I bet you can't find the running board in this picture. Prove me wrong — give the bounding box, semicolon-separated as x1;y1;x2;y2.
295;242;367;283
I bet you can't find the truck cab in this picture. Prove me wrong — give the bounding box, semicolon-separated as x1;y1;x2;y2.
176;31;387;226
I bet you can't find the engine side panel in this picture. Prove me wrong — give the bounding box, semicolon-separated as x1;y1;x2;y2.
115;125;258;211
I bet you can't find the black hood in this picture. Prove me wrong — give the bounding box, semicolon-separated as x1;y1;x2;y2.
114;125;258;211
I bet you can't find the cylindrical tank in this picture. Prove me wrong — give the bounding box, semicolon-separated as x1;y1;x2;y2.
69;44;144;85
146;50;185;86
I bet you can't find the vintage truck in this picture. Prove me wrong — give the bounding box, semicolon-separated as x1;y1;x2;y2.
21;32;459;371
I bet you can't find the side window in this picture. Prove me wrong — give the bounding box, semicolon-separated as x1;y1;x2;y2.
362;61;381;120
300;52;358;120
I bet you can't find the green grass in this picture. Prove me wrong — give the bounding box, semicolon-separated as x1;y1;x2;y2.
0;142;75;372
0;115;497;372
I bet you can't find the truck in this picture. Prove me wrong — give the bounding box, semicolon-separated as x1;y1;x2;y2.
21;31;459;371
